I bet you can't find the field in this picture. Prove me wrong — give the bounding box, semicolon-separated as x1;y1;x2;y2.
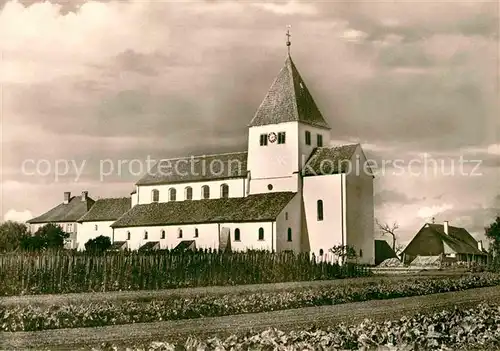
2;285;500;350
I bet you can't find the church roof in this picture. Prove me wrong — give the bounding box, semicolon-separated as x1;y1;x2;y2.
136;151;248;186
302;144;359;176
78;197;131;222
248;55;330;129
27;196;95;224
111;192;296;228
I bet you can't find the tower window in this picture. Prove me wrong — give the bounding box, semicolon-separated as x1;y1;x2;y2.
317;200;324;221
169;188;177;201
287;228;292;242
359;249;363;258
285;212;288;220
144;231;148;240
317;134;323;147
94;224;98;231
194;228;199;238
234;228;241;241
278;132;286;144
161;230;165;239
185;186;193;200
319;249;324;256
202;185;210;199
258;227;264;241
178;228;183;238
127;231;131;240
305;131;311;145
220;184;229;198
152;189;159;202
259;134;268;146
267;184;273;191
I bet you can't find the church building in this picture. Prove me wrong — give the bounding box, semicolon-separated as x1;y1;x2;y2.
28;41;375;264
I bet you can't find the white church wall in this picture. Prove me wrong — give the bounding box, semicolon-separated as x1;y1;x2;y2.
275;193;302;252
249;175;299;194
247;122;300;186
77;221;114;250
113;223;219;251
131;188;138;207
113;221;276;251
298;123;331;170
219;222;274;251
345;145;375;265
136;178;246;205
302;174;344;258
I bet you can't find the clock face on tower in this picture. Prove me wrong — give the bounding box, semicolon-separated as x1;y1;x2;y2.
268;132;277;143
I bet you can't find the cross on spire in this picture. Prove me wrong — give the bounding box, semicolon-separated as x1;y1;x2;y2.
286;25;291;55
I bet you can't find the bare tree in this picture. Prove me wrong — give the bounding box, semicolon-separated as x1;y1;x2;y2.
395;243;405;256
376;218;399;251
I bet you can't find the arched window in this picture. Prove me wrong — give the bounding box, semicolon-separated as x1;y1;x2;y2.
220;184;229;198
234;228;241;241
161;230;165;239
202;185;210;199
185;186;193;200
194;228;199;238
152;189;159;202
317;200;324;221
359;249;363;258
169;188;176;201
258;227;264;241
127;231;131;240
144;231;148;240
178;228;183;238
287;228;292;242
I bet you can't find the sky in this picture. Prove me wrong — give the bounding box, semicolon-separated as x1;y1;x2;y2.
1;0;499;247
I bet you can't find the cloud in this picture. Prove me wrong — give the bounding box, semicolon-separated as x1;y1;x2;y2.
374;189;417;207
340;29;367;42
251;1;317;16
3;209;33;223
417;204;454;219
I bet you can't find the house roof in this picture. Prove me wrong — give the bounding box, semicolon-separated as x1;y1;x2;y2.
303;144;359;176
136;151;248;186
139;241;159;251
429;224;485;255
111;192;296;228
375;239;398;265
27;196;95;224
403;223;486;256
78;197;131;222
248;55;330;129
110;241;127;250
174;240;196;251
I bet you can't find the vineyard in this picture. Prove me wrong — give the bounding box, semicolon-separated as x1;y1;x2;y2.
0;250;369;296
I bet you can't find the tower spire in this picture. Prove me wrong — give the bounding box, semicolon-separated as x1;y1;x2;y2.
286;25;291;55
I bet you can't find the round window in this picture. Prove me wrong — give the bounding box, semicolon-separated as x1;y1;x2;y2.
267;184;273;190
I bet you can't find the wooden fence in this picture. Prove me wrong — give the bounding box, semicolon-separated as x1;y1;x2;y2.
0;250;370;296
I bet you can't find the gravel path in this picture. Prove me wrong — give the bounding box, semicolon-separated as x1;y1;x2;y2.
2;285;499;350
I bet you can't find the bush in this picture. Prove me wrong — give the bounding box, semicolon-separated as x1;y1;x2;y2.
85;236;112;253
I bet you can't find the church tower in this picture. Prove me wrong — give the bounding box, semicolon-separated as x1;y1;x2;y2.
246;29;331;194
